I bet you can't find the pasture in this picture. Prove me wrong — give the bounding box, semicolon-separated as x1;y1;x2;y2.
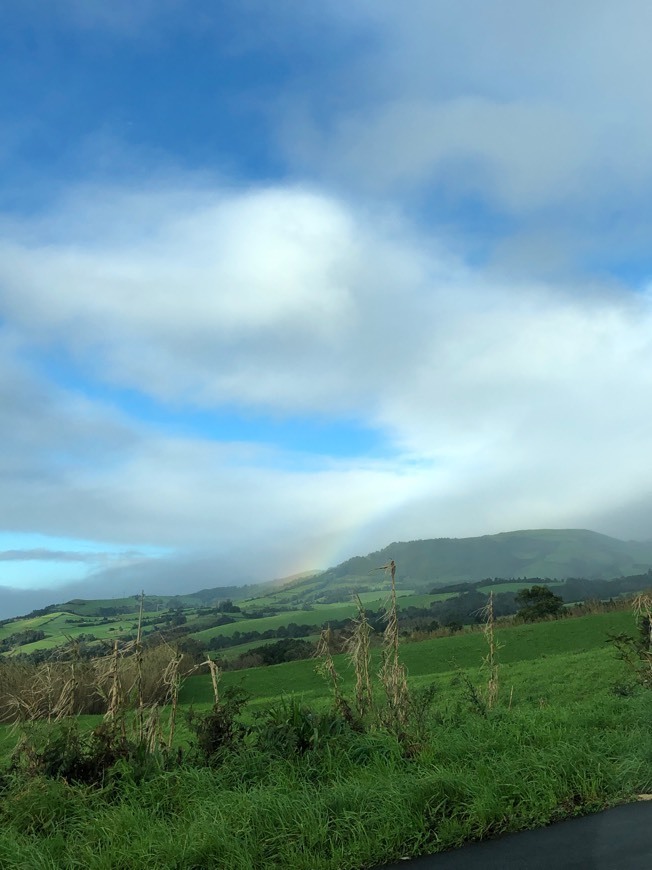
0;605;649;870
180;609;636;709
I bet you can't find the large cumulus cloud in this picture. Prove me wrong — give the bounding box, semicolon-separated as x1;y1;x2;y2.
1;182;652;587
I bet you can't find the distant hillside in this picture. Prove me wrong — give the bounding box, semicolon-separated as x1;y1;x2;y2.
5;529;652;662
13;529;652;623
289;529;652;598
186;569;323;605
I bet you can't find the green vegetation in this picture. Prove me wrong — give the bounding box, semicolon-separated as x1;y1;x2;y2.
477;580;564;594
0;574;644;672
0;597;650;869
0;536;650;868
316;528;652;592
179;610;639;708
515;585;565;622
5;528;652;667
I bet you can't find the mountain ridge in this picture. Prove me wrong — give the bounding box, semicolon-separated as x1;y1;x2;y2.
276;528;652;601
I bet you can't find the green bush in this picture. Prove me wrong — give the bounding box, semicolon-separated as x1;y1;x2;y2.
186;686;249;763
255;696;359;758
10;720;152;787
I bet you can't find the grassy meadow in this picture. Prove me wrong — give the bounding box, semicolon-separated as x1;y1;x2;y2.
0;603;650;869
0;587;456;661
178;609;640;709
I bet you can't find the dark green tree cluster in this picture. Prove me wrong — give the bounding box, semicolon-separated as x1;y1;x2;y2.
515;586;564;622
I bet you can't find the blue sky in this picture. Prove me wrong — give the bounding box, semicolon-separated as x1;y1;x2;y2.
2;1;652;616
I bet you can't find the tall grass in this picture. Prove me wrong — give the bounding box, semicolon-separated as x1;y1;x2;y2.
378;560;410;730
607;592;652;692
315;626;348;716
345;595;373;717
481;591;500;710
0;692;649;869
0;644;195;724
0;584;650;869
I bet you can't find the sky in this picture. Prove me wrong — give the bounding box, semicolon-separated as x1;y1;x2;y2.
2;1;652;616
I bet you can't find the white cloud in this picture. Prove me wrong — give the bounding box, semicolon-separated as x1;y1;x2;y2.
0;184;443;413
277;0;652;271
4;2;652;614
2;180;652;587
0;344;432;592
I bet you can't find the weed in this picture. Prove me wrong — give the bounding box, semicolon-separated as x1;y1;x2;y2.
480;591;501;710
453;668;488;717
9;719;138;787
607;592;652;690
378;560;410;732
315;626;352;720
344;595;373;718
255;696;355;758
186;685;249;763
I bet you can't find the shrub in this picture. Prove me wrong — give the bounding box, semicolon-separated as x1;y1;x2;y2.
186;686;249;762
515;586;564;622
10;720;139;786
255;697;357;758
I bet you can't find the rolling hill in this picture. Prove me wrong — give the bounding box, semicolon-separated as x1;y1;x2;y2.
3;528;651;660
16;528;652;618
271;528;652;601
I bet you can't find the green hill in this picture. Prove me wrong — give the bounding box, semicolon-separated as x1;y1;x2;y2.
298;528;652;598
4;528;652;661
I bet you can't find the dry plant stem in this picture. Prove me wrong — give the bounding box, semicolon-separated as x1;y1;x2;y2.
632;593;652;679
52;644;80;722
52;670;74;722
482;591;500;710
204;659;221;706
35;664;55;723
135;591;145;741
109;640;122;718
345;595;373;717
143;704;162;754
5;662;70;724
385;560;399;661
6;670;40;724
378;560;410;726
43;664;55;723
633;593;652;644
99;640;123;721
162;651;183;749
316;626;345;711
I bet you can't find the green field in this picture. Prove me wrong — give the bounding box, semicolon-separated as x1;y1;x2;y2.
188;601;372;642
2;554;646;665
216;634;320;661
3;609;169;655
0;608;650;869
1;529;650;868
0;612;67;642
189;594;455;646
180;610;637;708
395;591;457;606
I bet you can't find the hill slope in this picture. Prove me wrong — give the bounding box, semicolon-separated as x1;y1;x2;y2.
10;529;652;624
4;528;652;660
284;528;652;600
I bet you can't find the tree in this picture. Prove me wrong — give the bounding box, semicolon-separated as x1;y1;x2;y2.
177;637;206;662
515;585;564;622
169;611;187;627
217;599;241;613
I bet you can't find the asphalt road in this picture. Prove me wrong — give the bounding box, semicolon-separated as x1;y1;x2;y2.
377;801;652;870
